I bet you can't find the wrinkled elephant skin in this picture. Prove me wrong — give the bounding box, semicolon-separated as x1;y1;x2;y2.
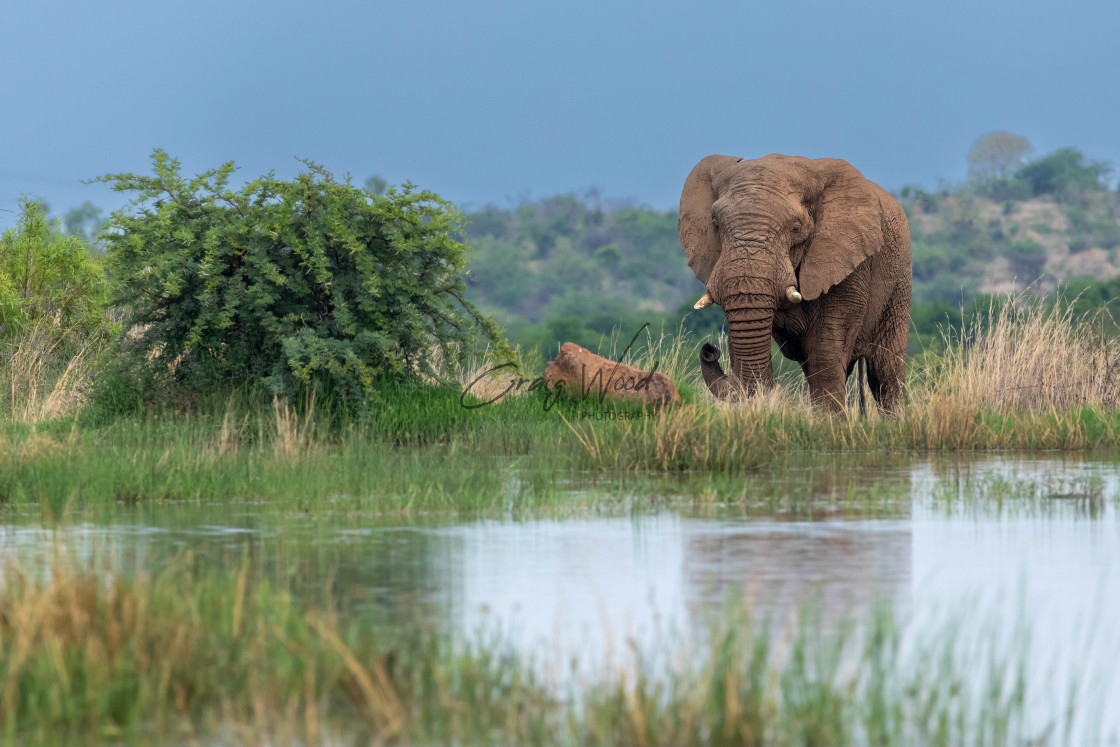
678;153;912;412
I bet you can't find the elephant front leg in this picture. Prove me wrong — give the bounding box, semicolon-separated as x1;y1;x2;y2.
804;327;856;413
805;359;849;413
803;305;862;413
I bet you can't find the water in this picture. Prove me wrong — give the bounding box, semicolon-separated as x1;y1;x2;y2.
2;454;1119;740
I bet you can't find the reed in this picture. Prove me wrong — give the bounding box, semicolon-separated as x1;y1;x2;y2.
916;294;1120;413
0;551;1072;745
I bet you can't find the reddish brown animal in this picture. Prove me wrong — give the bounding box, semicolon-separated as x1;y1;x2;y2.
545;342;681;407
679;154;911;412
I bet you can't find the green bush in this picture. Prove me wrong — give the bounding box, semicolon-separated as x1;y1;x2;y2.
1060;275;1120;322
95;150;510;413
0;198;108;342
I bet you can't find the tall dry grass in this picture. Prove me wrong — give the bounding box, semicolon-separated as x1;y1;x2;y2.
3;292;1119;455
683;294;1120;419
600;320;701;389
913;294;1120;413
0;550;1055;745
0;321;104;423
559;295;1120;464
268;389;319;460
423;343;532;404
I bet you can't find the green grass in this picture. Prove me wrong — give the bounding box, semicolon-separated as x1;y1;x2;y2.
0;550;1084;746
4;296;1120;511
4;372;1120;512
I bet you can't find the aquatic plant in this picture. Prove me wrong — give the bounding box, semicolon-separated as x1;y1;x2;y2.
0;552;1073;745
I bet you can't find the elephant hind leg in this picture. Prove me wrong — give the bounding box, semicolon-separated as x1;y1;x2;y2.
866;352;904;412
865;317;908;412
864;285;911;414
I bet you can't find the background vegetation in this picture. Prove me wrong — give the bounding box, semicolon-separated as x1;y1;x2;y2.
3;136;1119;422
457;136;1120;358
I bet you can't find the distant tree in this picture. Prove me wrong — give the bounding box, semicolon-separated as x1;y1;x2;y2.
592;243;621;267
364;175;388;196
466;236;531;309
463;204;511;239
1016;148;1111;198
0;199;108;341
61;201;105;244
546;315;599;350
1005;240;1046;281
968;131;1033;183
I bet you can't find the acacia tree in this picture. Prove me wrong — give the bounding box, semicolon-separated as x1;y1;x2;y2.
967;131;1033;183
96;150;510;412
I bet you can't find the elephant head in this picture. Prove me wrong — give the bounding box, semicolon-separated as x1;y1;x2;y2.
679;153;885;398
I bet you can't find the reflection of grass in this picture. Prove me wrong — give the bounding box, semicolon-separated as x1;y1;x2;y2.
929;468;1111;518
1;552;1086;745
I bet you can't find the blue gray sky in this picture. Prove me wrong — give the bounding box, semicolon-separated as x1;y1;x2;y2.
1;0;1116;228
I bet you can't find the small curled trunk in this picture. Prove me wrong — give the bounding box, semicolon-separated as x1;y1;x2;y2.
699;343;735;399
698;310;774;401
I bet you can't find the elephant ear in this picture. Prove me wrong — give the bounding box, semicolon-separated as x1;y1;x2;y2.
678;154;742;285
798;159;884;301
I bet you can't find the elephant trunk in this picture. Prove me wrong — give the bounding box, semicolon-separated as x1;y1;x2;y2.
698;230;781;401
698;293;775;401
724;298;774;394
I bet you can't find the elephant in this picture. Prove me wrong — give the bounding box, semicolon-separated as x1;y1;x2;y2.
679;153;911;412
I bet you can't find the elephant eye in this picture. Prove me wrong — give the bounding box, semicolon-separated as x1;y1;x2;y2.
711;216;719;231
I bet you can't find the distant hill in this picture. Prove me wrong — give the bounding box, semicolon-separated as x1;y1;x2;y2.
901;172;1119;303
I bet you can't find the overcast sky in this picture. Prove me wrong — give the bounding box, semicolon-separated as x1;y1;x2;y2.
1;0;1116;228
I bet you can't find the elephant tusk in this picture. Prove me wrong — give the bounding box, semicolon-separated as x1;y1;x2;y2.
693;291;714;310
785;286;802;304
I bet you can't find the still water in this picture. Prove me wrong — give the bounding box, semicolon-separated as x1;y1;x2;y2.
2;455;1119;739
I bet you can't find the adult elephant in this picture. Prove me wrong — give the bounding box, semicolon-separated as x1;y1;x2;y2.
679;153;911;412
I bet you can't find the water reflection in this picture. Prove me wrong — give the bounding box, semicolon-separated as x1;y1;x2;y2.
682;520;911;632
1;454;1119;738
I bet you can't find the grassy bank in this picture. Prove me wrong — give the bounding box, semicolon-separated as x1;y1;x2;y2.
0;551;1075;746
1;296;1119;509
2;389;1116;512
